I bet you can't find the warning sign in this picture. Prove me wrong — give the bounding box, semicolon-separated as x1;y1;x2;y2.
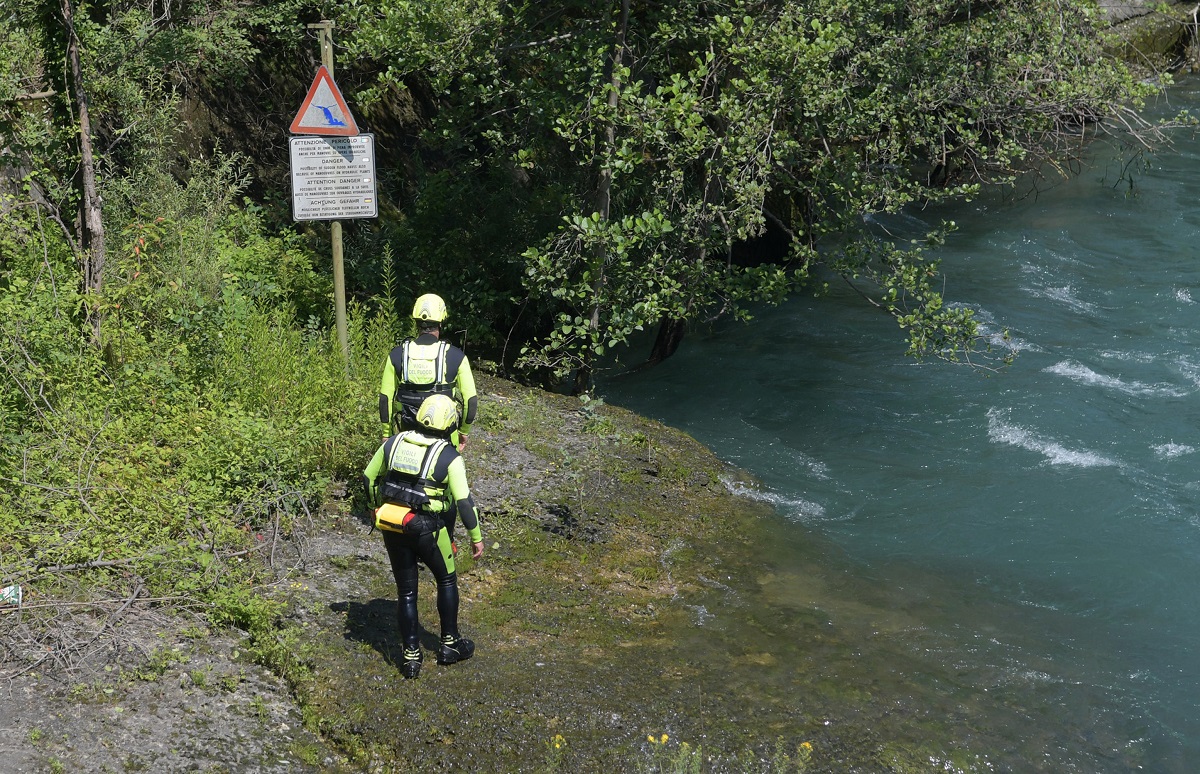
290;65;359;136
289;134;377;221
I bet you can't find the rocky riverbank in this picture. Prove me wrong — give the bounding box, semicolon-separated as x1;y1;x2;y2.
3;371;1155;772
1103;0;1200;72
0;374;797;773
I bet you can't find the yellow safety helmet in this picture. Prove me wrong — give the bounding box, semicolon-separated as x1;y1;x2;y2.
412;293;447;323
416;394;460;433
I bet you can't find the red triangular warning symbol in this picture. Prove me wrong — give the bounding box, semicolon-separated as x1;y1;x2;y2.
290;65;359;136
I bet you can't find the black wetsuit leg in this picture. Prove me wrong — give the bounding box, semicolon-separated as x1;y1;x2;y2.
421;529;461;641
382;528;461;647
382;530;421;649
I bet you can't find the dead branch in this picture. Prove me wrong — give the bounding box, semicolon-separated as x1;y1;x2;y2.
0;595;193;613
3;582;143;678
8;90;57;101
29;555;140;575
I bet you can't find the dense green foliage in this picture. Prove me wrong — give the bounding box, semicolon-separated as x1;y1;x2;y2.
0;154;394;617
0;0;377;615
0;0;1163;615
345;0;1157;380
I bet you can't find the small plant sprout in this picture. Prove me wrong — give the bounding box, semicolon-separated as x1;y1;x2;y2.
543;733;568;771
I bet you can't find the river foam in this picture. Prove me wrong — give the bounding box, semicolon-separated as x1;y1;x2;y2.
986;408;1118;468
1020;266;1100;315
1043;360;1189;397
723;477;827;520
1152;443;1195;459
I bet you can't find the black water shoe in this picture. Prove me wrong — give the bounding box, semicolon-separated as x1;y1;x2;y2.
437;637;475;665
400;647;423;679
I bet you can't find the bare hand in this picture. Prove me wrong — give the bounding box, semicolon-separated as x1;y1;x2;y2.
471;541;484;559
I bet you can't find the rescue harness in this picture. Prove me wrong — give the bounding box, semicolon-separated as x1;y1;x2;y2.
375;433;451;535
391;340;458;431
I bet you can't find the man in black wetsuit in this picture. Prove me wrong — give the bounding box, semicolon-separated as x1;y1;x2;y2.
378;293;478;452
363;393;485;679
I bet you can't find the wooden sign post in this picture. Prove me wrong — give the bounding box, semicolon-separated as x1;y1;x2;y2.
304;20;350;367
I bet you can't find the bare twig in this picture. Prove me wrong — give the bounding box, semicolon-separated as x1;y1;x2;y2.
0;595;192;613
220;541;271;560
270;507;281;570
9;89;58;101
501;31;575;53
30;556;132;575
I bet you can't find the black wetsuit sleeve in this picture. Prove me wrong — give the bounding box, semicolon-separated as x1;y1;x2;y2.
363;437;395;508
446;348;476;427
450;351;478;433
435;445;480;542
379;349;401;425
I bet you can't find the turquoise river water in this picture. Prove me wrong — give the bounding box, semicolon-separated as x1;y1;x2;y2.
604;81;1200;771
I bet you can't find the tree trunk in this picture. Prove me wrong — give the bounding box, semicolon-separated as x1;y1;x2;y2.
62;0;106;342
574;0;630;395
647;316;687;366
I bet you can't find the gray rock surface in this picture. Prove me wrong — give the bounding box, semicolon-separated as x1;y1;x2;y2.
1101;0;1177;24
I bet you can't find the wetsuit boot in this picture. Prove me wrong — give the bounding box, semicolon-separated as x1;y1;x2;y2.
400;647;423;679
437;636;474;665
